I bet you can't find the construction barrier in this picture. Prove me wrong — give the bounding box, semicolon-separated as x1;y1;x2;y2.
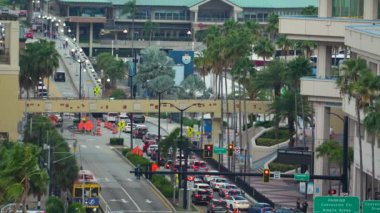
96;119;102;136
112;126;118;134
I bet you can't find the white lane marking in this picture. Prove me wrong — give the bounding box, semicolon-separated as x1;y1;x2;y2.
121;186;142;212
95;145;100;149
126;178;133;182
145;199;152;204
121;199;128;203
80;145;87;148
105;177;109;182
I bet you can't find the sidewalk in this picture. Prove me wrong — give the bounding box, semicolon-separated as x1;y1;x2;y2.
147;117;313;212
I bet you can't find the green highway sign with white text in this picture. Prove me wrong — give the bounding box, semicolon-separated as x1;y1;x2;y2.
294;173;310;182
363;200;380;213
214;147;227;154
314;196;359;213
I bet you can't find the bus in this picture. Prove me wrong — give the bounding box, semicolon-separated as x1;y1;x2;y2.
72;170;101;212
54;70;66;82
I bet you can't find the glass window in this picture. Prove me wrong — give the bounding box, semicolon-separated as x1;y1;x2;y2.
91;188;99;196
332;0;364;17
74;188;82;197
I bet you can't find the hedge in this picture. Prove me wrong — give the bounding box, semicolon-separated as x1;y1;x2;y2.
269;162;297;172
256;128;289;146
125;152;151;167
255;121;273;128
151;175;175;198
110;138;124;146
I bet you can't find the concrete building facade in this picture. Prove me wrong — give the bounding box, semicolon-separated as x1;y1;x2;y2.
280;0;380;199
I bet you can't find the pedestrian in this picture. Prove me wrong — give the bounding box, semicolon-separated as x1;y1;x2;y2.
296;198;301;210
302;200;308;213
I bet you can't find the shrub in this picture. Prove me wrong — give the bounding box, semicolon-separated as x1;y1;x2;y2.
122;148;131;156
183;117;200;127
256;128;289;146
242;123;253;131
151;175;174;198
126;152;151;167
255;120;273;128
269;162;297;172
46;196;64;213
110;138;124;145
67;203;85;213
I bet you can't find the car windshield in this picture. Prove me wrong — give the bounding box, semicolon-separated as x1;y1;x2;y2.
199;185;209;189
212;200;227;206
216;179;227;183
109;113;118;117
200;162;207;167
194;162;200;166
228;190;241;196
227;185;238;189
233;196;246;201
198;190;210;195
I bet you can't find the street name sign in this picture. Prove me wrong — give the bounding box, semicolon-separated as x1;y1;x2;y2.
214;147;227;154
294;173;310;182
314;196;359;213
363;200;380;213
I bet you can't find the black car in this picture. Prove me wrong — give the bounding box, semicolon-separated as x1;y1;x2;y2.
128;113;145;123
247;202;273;213
207;199;229;213
192;189;213;205
132;126;148;139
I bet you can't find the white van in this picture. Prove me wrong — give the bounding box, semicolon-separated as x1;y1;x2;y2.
118;112;130;123
102;112;119;123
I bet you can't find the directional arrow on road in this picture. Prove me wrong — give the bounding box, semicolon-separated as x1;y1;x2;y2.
145;199;152;204
121;199;127;203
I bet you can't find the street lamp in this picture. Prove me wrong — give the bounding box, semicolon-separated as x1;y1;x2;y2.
161;102;203;209
187;30;191;46
123;29;128;45
128;57;138;149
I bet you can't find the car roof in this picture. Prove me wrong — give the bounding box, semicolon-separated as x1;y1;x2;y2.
195;183;209;186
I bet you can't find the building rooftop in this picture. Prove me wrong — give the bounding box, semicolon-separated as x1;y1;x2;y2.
60;0;318;8
346;24;380;37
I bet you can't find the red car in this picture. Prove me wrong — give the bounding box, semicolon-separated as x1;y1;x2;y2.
24;32;34;39
192;160;208;171
19;10;27;17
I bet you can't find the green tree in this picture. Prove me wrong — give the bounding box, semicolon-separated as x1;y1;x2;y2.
316;140;342;189
179;74;206;99
67;202;85;213
253;37;275;69
265;13;279;41
143;20;158;45
45;196;64;213
122;0;137;54
276;35;293;62
295;40;317;58
301;5;318;15
96;53;126;88
135;47;175;87
110;89;127;99
147;75;175;98
336;58;371;201
0;143;48;212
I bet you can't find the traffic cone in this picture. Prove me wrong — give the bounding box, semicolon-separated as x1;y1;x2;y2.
112;126;118;134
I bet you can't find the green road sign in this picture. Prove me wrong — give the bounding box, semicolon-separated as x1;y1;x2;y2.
214;147;227;154
314;196;359;213
294;173;310;182
363;200;380;213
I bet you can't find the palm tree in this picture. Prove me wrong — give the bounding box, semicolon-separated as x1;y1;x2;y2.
122;0;137;55
253;37;275;70
336;58;371;201
0;143;49;213
316;140;342;189
276;35;293;62
45;196;65;213
295;40;317;58
301;5;318;15
179;74;206;99
265;13;279;41
143;20;158;45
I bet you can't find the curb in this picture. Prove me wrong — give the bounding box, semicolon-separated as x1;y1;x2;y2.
112;148;177;212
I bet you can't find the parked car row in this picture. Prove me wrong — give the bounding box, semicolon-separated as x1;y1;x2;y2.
102;112;145;123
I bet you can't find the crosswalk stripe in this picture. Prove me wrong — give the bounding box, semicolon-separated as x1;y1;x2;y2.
81;145;87;148
95;145;100;149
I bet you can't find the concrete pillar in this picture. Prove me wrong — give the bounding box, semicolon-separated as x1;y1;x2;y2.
66;6;69;16
233;11;238;21
364;0;378;20
313;103;331;196
89;23;93;57
76;23;80;43
211;117;221;147
316;44;332;78
194;10;198;22
319;0;332;18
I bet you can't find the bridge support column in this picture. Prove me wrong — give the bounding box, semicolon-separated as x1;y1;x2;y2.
211;117;221;147
313;103;330;196
76;23;80;43
89;23;93;57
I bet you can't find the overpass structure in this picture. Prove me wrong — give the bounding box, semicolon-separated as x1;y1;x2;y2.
0;20;271;146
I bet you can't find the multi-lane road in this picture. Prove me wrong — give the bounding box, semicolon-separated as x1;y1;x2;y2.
48;37;174;212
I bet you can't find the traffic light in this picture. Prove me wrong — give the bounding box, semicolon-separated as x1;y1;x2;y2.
227;144;234;156
263;169;270;182
328;189;337;195
204;145;213;158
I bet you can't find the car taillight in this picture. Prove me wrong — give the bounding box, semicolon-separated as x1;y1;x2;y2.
234;202;238;204
209;194;213;198
195;194;201;198
211;204;215;208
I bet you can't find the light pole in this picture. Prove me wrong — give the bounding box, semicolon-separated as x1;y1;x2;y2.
186;30;191;47
123;29;128;45
161;102;202;209
129;57;138;149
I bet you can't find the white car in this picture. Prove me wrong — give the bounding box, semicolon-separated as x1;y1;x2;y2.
192;183;212;193
218;183;239;197
204;173;219;183
225;195;250;210
123;123;136;133
210;177;228;190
